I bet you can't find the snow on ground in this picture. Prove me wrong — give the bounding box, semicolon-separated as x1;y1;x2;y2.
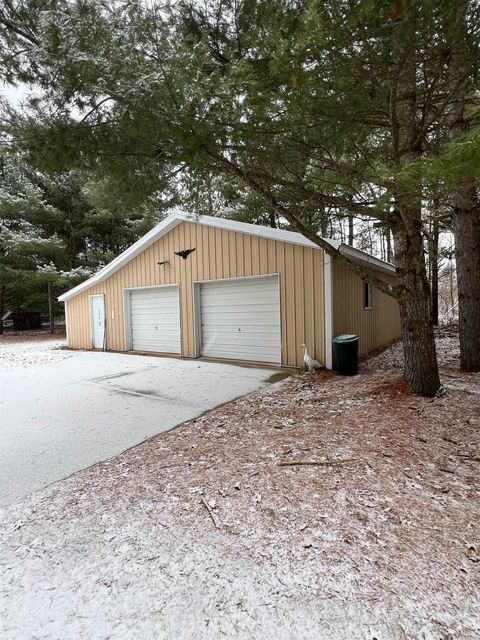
0;333;69;371
363;324;462;373
0;344;279;506
0;327;479;639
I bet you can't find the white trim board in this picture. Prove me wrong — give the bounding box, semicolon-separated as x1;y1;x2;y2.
58;212;396;302
64;299;70;347
323;254;333;370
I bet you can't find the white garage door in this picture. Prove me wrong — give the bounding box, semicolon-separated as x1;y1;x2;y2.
129;286;181;353
200;275;281;364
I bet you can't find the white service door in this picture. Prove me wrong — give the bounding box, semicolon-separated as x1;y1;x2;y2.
130;286;181;353
90;295;105;349
200;275;281;364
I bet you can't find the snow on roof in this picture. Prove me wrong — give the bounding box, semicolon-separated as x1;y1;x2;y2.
58;212;395;302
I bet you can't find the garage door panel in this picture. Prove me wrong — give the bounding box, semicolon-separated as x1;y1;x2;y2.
202;333;281;344
130;318;178;324
201;287;277;298
202;348;279;361
200;276;281;364
129;327;178;341
201;305;279;314
202;341;280;353
129;287;181;354
130;289;178;299
202;278;277;289
131;301;178;308
131;308;179;315
131;318;179;325
202;328;280;337
201;289;278;301
201;300;276;309
201;316;280;326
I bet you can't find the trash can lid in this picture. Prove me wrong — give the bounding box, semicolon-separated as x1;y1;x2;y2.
333;334;359;343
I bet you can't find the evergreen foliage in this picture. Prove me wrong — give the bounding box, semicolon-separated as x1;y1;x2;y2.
0;156;161;315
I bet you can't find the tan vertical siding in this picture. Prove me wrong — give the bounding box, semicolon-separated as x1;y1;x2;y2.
65;221;326;368
303;248;315;363
332;261;401;356
293;245;305;367
275;242;287;365
313;249;325;365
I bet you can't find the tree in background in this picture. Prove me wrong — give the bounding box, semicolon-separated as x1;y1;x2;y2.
0;155;66;332
442;0;480;370
1;0;479;393
0;155;164;331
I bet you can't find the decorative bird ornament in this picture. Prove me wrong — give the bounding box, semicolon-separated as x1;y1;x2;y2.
175;248;196;260
302;343;322;373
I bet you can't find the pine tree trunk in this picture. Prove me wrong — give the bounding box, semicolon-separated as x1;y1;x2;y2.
386;229;393;263
320;214;328;237
452;185;480;370
392;217;441;397
48;281;55;334
450;262;455;312
429;215;439;325
389;0;440;396
348;214;354;246
444;0;480;370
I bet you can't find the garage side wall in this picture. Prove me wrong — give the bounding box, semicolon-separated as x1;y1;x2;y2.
65;221;325;368
332;261;401;356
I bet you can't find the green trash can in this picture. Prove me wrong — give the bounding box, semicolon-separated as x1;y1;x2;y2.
333;335;359;375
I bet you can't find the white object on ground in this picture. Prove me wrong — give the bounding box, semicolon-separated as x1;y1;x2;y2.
302;343;322;372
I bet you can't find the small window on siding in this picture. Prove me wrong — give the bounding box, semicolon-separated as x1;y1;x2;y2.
363;282;373;309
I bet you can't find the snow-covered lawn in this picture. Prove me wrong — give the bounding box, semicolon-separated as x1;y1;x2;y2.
1;328;479;639
0;335;69;370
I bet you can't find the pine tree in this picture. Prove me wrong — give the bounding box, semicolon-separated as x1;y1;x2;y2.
0;155;164;329
0;156;65;330
442;0;480;371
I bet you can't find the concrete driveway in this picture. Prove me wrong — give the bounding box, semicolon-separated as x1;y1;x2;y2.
0;339;283;507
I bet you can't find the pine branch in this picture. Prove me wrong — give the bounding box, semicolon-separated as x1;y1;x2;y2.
0;4;40;47
208;150;401;299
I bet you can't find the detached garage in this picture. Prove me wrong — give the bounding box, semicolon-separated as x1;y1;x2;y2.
59;213;401;369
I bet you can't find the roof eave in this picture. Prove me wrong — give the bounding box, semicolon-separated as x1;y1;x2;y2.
340;244;396;275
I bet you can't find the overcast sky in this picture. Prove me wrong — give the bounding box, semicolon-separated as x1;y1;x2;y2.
1;82;28;107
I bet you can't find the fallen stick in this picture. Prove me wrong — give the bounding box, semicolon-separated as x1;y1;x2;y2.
200;496;221;529
277;458;359;467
